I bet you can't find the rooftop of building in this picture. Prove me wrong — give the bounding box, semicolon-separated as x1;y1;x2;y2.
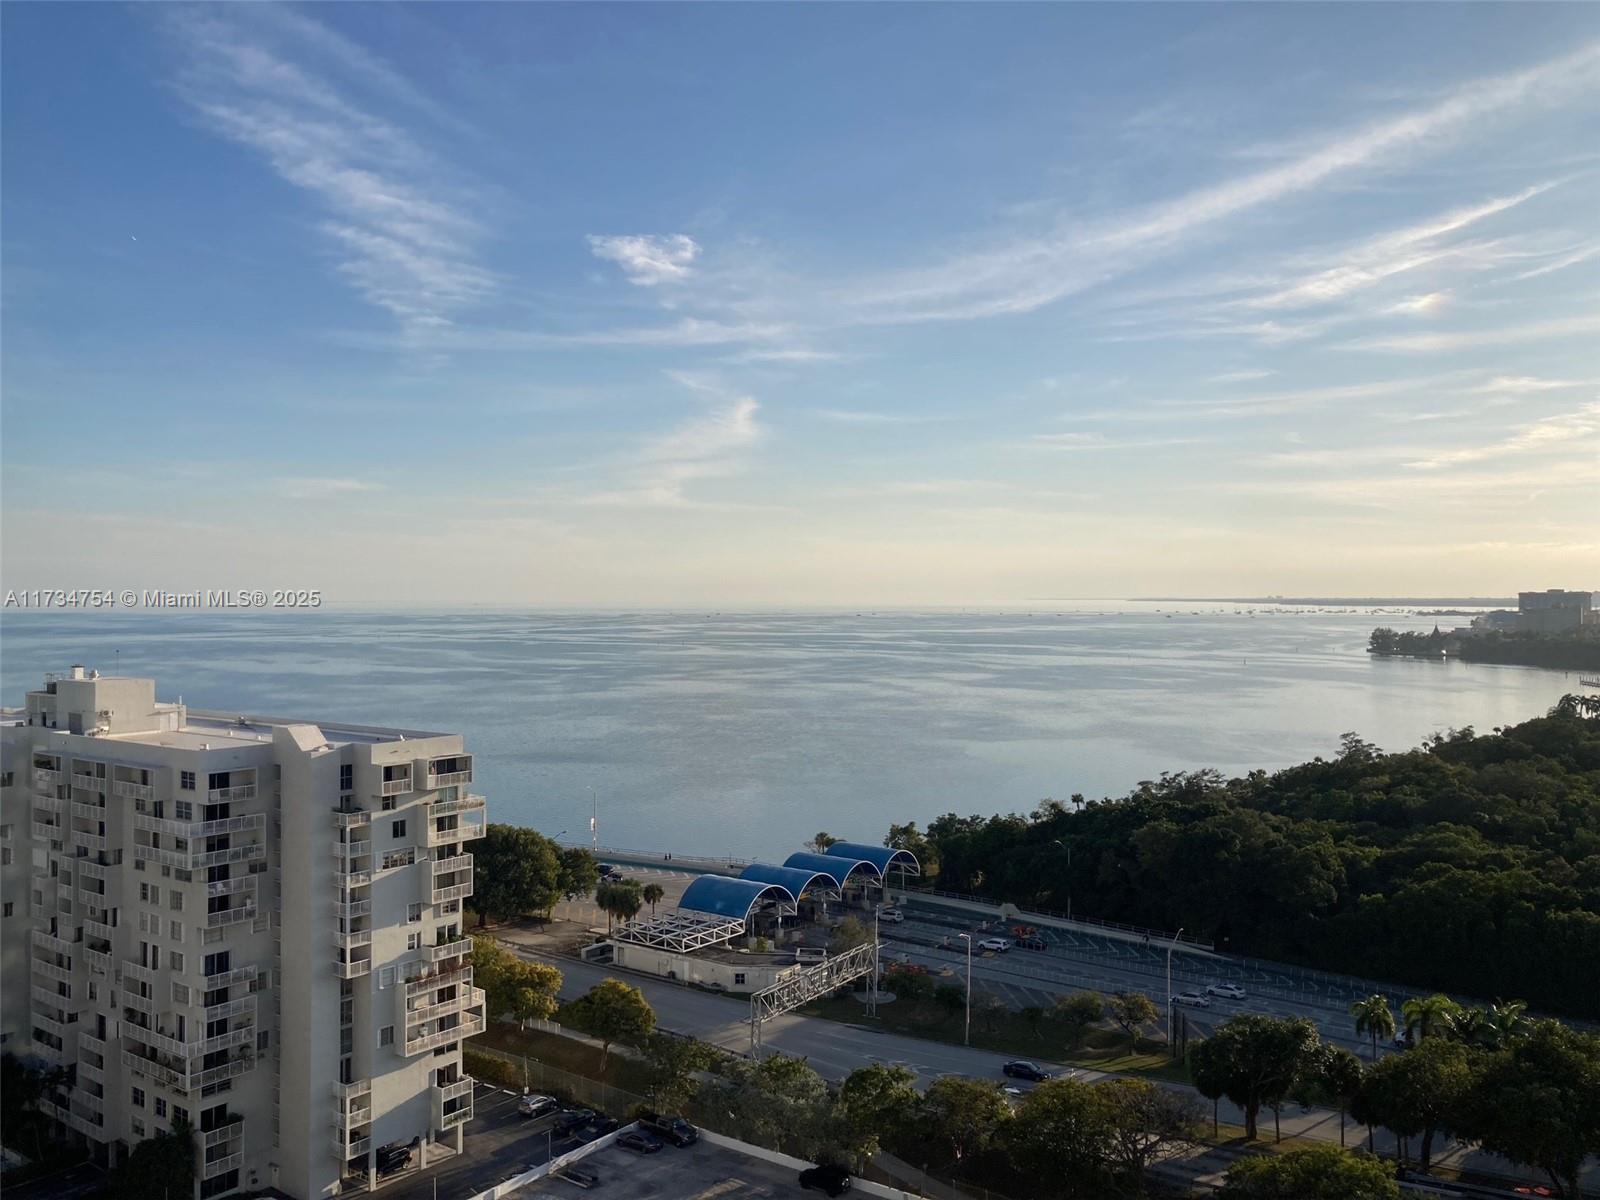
512;1136;846;1198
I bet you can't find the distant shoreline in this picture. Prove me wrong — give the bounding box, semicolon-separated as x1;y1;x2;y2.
1134;596;1515;607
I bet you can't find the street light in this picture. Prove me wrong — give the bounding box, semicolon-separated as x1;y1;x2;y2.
956;933;973;1046
1166;927;1184;1044
1051;838;1072;923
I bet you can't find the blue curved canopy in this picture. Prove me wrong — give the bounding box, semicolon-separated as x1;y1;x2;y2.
679;875;796;920
739;862;840;898
782;850;881;888
824;841;921;876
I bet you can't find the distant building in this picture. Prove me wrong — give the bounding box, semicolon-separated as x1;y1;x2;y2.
1517;589;1598;634
1469;610;1521;633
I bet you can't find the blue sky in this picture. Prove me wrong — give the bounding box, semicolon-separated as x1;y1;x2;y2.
3;4;1597;605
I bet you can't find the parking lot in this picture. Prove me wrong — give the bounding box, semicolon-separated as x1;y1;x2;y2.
377;1081;562;1200
513;1137;821;1198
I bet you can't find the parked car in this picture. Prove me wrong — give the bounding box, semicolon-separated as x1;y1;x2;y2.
552;1108;596;1136
597;863;622;880
1205;983;1246;1000
1172;991;1211;1008
518;1092;559;1119
798;1164;853;1196
581;1115;621;1140
1015;935;1047;951
617;1130;664;1154
1002;1060;1050;1082
977;937;1011;953
794;946;828;964
878;907;905;923
558;1165;601;1189
374;1140;415;1175
639;1112;700;1147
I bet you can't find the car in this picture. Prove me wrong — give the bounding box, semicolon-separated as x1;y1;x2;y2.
1205;983;1246;1000
1002;1060;1050;1081
552;1108;596;1136
1172;990;1211;1008
1015;935;1047;951
557;1166;601;1189
597;863;622;880
617;1130;664;1154
518;1092;559;1119
581;1115;621;1140
878;907;905;923
639;1112;700;1147
374;1140;416;1175
798;1164;854;1196
976;937;1011;953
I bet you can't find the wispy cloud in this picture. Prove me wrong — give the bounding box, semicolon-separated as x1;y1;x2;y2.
1030;432;1201;451
1507;241;1600;281
164;8;492;340
584;395;764;509
1345;314;1600;353
588;234;701;286
277;477;385;500
1470;375;1590;394
1405;401;1600;469
1381;291;1452;315
813;409;951;425
837;42;1600;323
1208;368;1275;384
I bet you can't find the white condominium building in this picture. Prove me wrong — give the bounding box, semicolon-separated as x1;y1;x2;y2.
0;667;487;1199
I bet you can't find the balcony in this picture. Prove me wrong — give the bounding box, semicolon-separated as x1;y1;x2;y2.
336;1133;372;1162
404;963;471;998
33;1010;75;1040
333;1078;372;1104
122;987;160;1015
201;1119;244;1149
196;964;259;989
333;840;372;860
430;793;486;818
436;1078;474;1127
32;984;78;1011
134;812;266;840
71;829;108;852
206;902;258;929
32;958;74;985
70;799;107;822
120;1020;255;1060
78;1031;107;1055
32;928;76;955
202;997;256;1024
122;1048;185;1090
423;937;473;963
34;768;61;790
379;774;412;797
77;1057;105;1085
135;842;265;871
333;955;373;979
431;880;472;905
404;989;481;1029
333;806;370;830
335;1097;372;1131
427;813;486;845
114;779;153;801
31;820;62;842
122;959;159;985
206;875;258;898
431;852;473;876
33;793;65;814
83;947;112;974
337;867;373;887
83;918;116;942
334;927;372;949
70;772;106;792
208;784;257;804
202;1152;243;1180
403;1009;484;1056
76;859;111;880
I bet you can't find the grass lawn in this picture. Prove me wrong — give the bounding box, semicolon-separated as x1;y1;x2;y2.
799;992;1194;1084
472;1021;655;1094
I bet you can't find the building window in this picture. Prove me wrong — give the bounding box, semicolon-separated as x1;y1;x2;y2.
407;932;422;951
132;1087;145;1108
132;1118;145;1137
170;920;183;941
171;951;184;972
175;800;192;820
154;1097;167;1118
258;1030;270;1052
171;891;184;912
340;764;353;792
1;902;10;918
381;795;396;811
734;973;746;986
391;819;407;839
381;849;415;871
180;771;195;790
407;903;422;923
172;1104;189;1127
139;883;150;902
379;1026;394;1047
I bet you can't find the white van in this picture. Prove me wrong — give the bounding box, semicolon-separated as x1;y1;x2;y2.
793;946;828;964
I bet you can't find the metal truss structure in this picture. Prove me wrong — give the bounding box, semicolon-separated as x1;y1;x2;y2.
612;909;746;953
748;939;879;1054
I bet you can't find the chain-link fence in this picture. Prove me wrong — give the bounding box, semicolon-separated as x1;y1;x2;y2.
464;1044;647;1118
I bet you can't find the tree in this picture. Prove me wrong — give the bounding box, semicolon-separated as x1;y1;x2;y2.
808;832;839;853
109;1113;197;1200
558;846;600;901
830;915;871;954
640;1032;717;1112
1003;1077;1113;1200
1313;1046;1365;1149
595;879;644;932
1108;991;1158;1051
917;1076;1012;1172
933;983;966;1018
469;824;562;926
1349;995;1395;1062
1;1053;67;1162
885;822;938;880
883;964;934;1004
1402;993;1463;1042
834;1064;920;1168
473;937;564;1025
1355;1036;1471;1170
1218;1144;1398;1200
559;979;655;1069
1053;991;1105;1051
974;991;1008;1034
642;882;666;916
1458;1020;1600;1200
1098;1077;1204;1190
1186;1015;1321;1141
708;1054;831;1159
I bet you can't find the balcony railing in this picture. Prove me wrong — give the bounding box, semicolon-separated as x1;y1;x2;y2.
405;990;480;1029
426;768;473;789
202;1152;243;1180
32;958;74;985
427;813;486;845
79;1031;107;1055
208;784;257;804
337;868;373;887
431;853;473;876
194;964;259;989
333;957;373;979
403;1010;484;1056
404;963;471;998
134;843;264;871
336;1134;372;1161
435;1077;474;1104
34;768;61;790
84;918;116;942
333;1078;372;1103
70;800;107;822
206;875;258;898
430;793;486;818
32;928;76;955
114;779;154;801
31;820;62;842
122;988;160;1015
122;959;159;985
431;881;473;905
122;1048;184;1090
70;773;105;791
201;1119;244;1149
120;1020;255;1060
333;806;371;829
380;775;412;797
333;840;372;860
206;903;258;928
134;813;265;840
32;984;77;1011
334;928;372;948
83;947;112;974
336;1098;373;1130
423;937;472;963
203;997;256;1024
440;1099;473;1129
33;793;65;814
76;858;111;880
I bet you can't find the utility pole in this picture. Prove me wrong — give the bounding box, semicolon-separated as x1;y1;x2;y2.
1166;927;1184;1043
957;933;973;1046
589;785;597;853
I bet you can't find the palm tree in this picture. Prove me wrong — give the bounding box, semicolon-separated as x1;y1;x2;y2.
1442;1005;1490;1045
1481;999;1529;1048
642;882;665;917
1402;993;1462;1042
1350;994;1396;1061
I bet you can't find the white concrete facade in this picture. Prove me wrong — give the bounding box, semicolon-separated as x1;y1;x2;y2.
0;667;486;1200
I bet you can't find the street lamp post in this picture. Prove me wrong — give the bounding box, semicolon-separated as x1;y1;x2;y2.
1051;838;1072;923
956;933;973;1046
1166;927;1184;1043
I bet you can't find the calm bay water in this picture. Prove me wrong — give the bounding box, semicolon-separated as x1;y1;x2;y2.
0;607;1578;858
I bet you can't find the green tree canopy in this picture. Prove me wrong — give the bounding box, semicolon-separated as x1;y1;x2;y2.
1349;995;1396;1061
1002;1077;1113;1200
1186;1015;1321;1140
469;824;563;925
558;847;600;900
558;978;655;1068
1219;1144;1398;1200
595;878;644;931
917;1076;1013;1171
708;1054;832;1159
639;1032;718;1113
109;1113;197;1200
472;936;564;1025
1354;1036;1471;1170
1108;991;1158;1050
833;1064;920;1168
1052;991;1105;1050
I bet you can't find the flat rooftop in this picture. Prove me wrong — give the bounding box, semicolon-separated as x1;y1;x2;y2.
512;1139;819;1198
91;710;449;750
